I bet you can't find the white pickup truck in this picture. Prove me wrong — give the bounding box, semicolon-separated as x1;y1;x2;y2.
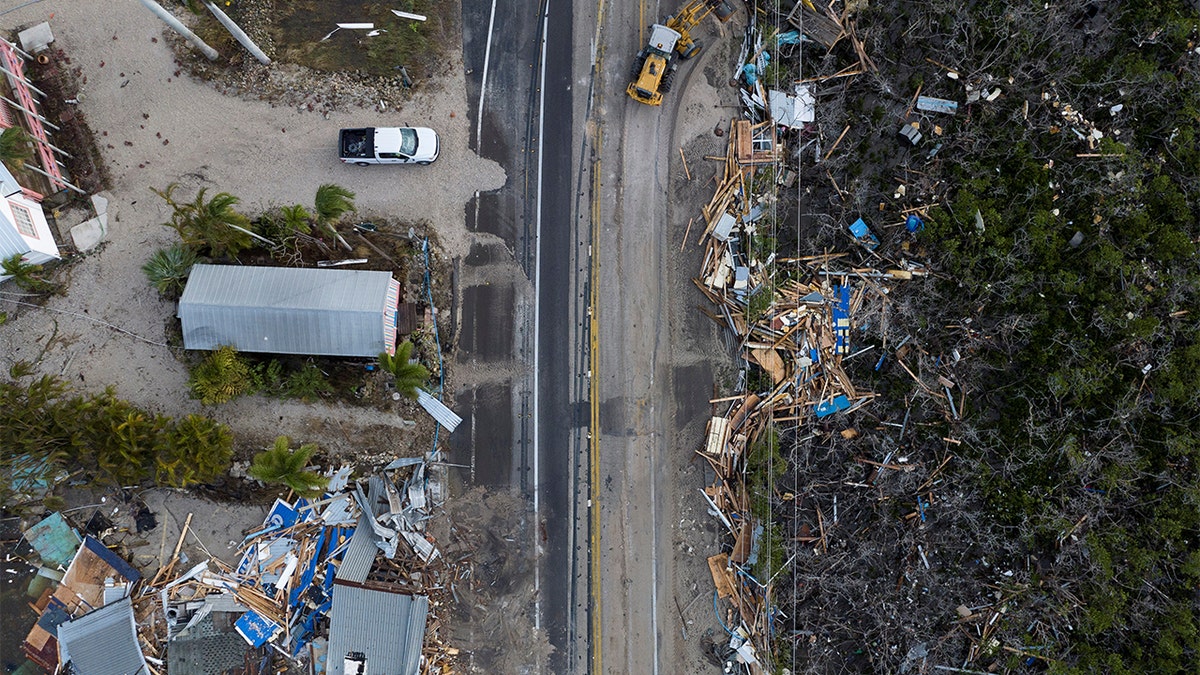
338;127;440;166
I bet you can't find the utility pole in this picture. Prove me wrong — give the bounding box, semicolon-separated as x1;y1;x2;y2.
137;0;219;61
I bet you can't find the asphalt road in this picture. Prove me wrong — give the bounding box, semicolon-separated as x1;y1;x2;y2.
459;0;726;671
457;0;582;672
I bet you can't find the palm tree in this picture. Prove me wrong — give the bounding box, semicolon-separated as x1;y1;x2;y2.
278;204;313;236
247;436;328;497
156;414;233;488
153;183;253;257
379;340;429;399
1;253;60;294
313;183;356;238
0;127;33;171
142;244;199;298
189;345;254;405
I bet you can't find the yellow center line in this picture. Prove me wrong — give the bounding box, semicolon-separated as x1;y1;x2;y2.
590;2;606;670
589;156;602;674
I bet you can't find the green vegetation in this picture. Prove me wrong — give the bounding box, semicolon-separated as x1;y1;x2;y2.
2;253;62;295
189;345;256;404
0;363;234;507
313;183;357;239
153;183;253;259
905;7;1200;668
142;244;199;298
247;436;329;497
379;341;429;399
0;126;33;171
746;1;1200;671
188;346;334;405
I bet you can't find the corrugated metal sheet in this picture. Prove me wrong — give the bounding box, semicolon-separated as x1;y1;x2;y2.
177;264;399;358
327;582;428;675
417;390;462;432
335;515;377;583
57;597;149;675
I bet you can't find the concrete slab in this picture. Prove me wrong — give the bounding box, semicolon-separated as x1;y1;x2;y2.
70;217;105;251
90;193;108;216
18;23;54;54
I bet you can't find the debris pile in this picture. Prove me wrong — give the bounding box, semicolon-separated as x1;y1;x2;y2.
18;456;463;675
686;11;937;666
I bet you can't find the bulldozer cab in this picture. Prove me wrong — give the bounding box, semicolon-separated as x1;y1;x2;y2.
647;24;681;56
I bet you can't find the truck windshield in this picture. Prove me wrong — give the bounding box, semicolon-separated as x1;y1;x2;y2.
398;128;418;156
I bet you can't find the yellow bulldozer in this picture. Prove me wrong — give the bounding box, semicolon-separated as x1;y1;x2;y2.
627;0;735;106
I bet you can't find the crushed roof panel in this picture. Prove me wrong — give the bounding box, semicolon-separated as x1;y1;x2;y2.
326;582;428;675
56;597;148;675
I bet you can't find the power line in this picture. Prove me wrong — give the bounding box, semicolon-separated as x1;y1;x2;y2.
0;293;175;349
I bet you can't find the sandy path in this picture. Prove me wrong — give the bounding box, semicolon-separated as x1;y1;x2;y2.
0;1;504;455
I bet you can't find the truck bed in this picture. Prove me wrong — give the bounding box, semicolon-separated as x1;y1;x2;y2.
339;128;373;159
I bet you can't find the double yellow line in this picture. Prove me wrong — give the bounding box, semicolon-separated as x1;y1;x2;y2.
589;156;603;674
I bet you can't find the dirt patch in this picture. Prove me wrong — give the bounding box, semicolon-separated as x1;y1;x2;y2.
442;486;550;672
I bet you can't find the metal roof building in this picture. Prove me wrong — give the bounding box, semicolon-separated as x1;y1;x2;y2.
326;581;428;675
56;597;149;675
177;264;401;357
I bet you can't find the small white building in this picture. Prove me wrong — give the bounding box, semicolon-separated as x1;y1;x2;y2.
0;160;58;281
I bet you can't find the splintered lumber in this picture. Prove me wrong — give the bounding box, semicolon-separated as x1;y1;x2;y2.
823;124;851;161
735;120;754;163
679;146;692;180
708;554;735;598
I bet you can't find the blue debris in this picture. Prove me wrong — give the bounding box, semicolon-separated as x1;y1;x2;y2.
289;526;328;607
814;395;852;418
234;610;280;648
848;218;880;250
776;30;802;45
916;96;959;115
742;63;757;85
265;498;300;530
832;285;851;355
905;214;925;233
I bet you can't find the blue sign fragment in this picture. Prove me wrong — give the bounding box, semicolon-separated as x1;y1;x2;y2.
814;395;852;418
849;218;880;250
235;610;280;648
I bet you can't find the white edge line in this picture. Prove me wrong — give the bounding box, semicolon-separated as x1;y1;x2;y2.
475;0;499;146
533;0;550;635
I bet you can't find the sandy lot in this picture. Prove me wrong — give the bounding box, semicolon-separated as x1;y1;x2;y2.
0;1;504;458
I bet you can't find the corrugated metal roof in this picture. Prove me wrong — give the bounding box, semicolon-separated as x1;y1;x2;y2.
57;597;149;675
327;582;428;675
416;390;462;432
177;264;399;358
335;515;377;583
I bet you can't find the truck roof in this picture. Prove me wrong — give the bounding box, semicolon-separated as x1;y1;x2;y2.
373;127;417;155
